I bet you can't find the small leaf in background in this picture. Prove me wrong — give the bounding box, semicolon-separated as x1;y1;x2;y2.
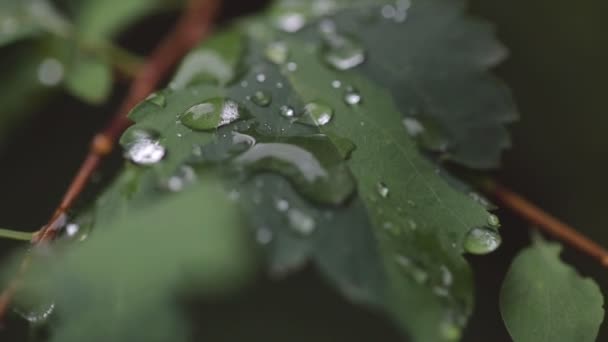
500;235;605;342
64;53;112;103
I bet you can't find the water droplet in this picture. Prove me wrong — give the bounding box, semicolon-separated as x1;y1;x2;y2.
14;301;55;324
232;132;256;149
265;41;289;65
276;82;284;88
279;105;296;118
165;165;197;192
344;88;362;105
251;90;272;107
319;19;336;34
487;214;500;227
146;92;166;107
439;265;453;287
275;199;289;212
64;223;79;237
464;227;501;255
180;98;245;131
403;117;425;137
240;80;248;88
407;219;417;230
395;255;428;284
322;34;365;71
255;73;266;83
123;129;166;166
38;58;64;86
376;182;390;198
256;227;273;245
297;102;334;126
287;209;316;235
274;11;307;33
331;80;342;89
286;62;298;72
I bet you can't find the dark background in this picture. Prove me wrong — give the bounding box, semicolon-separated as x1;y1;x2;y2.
1;0;607;340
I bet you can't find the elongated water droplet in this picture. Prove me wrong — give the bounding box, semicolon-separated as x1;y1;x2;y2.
487;214;500;227
265;41;289;65
123;129;166;166
344;88;362;105
279;105;296;118
180;98;244;131
322;34;365;71
376;182;390;198
297;102;334;126
287;208;316;235
251;90;272;107
146;92;166;107
464;227;501;255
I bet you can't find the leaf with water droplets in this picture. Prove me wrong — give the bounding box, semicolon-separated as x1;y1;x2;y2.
500;236;604;342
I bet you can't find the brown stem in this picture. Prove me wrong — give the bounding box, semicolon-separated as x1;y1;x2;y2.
486;181;608;267
0;0;221;323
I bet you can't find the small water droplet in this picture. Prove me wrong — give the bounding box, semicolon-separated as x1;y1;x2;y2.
286;62;298;72
464;227;501;255
487;214;500;227
165;165;197;192
256;73;267;83
403;117;425;137
395;255;428;284
439;265;453;287
65;223;79;237
279;105;296;118
376;182;390;198
256;227;273;245
14;301;55;324
319;19;336;34
287;209;316;235
407;219;417;230
251;90;272;107
331;80;342;89
38;58;64;86
228;189;240;201
344;88;362;105
180;98;244;131
240;80;248;88
123;129;166;166
275;199;289;212
265;41;289;65
407;199;416;207
276;82;284;88
274;11;307;33
322;34;365;71
297;102;334;126
146;92;166;107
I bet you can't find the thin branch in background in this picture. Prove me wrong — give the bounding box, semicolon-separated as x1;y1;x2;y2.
0;0;222;323
485;181;608;267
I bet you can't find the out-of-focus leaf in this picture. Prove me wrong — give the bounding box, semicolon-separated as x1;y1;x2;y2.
64;52;112;103
0;0;70;47
500;236;604;342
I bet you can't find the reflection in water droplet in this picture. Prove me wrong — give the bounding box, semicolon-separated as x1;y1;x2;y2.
265;41;289;65
38;58;64;86
279;105;296;118
14;302;55;324
146;92;166;107
344;88;362;105
376;182;390;198
297;102;334;126
123;129;166;166
256;227;273;245
251;90;272;107
487;214;500;227
180;98;244;131
464;227;501;255
275;11;307;33
288;208;316;235
322;33;365;71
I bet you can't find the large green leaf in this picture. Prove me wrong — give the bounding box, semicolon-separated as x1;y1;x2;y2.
500;236;604;342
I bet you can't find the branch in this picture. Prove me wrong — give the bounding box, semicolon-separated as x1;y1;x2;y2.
0;0;222;323
484;181;608;267
0;229;34;242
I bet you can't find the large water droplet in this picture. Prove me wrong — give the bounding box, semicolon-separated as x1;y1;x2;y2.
297;102;334;126
376;182;390;198
287;208;316;235
38;58;64;86
464;227;501;255
322;34;365;71
146;92;166;107
180;98;244;131
265;41;289;65
123;129;166;166
251;90;272;107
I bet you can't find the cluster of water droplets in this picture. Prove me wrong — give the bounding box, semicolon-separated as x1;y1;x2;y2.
380;0;411;23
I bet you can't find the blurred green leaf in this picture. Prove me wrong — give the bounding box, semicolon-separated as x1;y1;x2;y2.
64;52;112;103
500;236;604;342
0;0;70;47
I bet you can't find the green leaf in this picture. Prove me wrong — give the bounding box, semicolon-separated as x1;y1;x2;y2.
0;0;70;47
64;52;112;103
500;236;605;342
